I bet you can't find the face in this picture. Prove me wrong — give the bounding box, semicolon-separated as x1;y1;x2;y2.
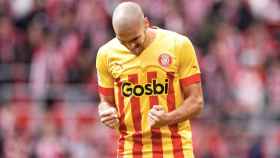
115;18;148;55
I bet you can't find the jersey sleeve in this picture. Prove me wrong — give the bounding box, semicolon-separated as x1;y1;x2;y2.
96;48;114;96
177;36;201;87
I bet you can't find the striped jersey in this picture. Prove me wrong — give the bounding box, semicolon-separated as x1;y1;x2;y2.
96;28;201;158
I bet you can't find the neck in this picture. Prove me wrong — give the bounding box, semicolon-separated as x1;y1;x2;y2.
143;28;156;49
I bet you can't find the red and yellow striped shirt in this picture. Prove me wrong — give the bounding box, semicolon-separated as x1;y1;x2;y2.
96;28;201;158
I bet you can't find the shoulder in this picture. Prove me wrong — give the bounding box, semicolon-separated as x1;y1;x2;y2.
157;28;178;39
156;28;192;46
97;38;122;58
97;38;117;54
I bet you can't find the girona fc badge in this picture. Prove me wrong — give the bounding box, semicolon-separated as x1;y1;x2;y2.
159;53;172;67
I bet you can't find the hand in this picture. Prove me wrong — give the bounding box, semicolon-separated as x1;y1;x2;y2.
98;103;119;129
148;105;169;128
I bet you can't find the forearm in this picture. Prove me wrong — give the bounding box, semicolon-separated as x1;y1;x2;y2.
166;95;203;125
98;101;111;109
98;95;116;111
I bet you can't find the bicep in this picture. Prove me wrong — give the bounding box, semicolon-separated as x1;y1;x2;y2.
181;83;204;115
182;82;203;100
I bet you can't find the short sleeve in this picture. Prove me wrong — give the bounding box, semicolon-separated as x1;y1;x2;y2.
96;48;114;96
177;36;201;87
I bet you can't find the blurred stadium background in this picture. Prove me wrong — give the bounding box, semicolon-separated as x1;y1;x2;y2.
0;0;279;157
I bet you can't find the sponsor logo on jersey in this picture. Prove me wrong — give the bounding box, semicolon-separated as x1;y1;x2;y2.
122;79;169;97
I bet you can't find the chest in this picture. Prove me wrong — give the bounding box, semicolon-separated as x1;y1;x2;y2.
108;47;179;82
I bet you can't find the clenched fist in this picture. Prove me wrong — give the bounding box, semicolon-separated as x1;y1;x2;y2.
98;103;119;129
148;105;170;128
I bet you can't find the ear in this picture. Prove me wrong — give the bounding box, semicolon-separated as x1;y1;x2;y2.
144;17;150;28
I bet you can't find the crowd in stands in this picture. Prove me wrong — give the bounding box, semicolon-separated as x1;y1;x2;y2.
0;0;279;157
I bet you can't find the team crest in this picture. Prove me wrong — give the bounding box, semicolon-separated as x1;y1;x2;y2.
158;53;172;67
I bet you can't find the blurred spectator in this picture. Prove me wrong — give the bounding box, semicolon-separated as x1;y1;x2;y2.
35;122;66;158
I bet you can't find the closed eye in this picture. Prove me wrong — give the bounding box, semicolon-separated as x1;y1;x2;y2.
119;35;141;44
